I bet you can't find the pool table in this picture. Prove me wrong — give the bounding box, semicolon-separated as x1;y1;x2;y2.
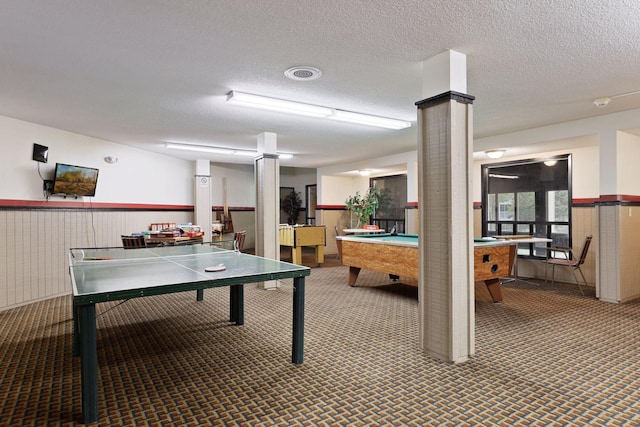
336;234;516;303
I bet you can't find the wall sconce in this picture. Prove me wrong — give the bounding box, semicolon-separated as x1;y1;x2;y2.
485;149;505;159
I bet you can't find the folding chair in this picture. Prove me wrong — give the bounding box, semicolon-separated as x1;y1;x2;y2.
233;230;246;252
121;235;147;249
544;235;592;296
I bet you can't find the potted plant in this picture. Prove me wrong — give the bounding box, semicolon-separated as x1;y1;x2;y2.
281;190;303;225
344;187;383;228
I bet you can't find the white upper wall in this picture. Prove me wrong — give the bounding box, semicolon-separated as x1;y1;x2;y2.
209;162;254;207
280;167;317;203
0;115;193;204
0;114;319;208
208;164;317;208
616;131;640;196
317;151;415;205
473;145;600;201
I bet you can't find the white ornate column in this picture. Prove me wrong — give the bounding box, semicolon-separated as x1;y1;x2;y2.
254;132;280;289
417;50;475;363
194;159;212;240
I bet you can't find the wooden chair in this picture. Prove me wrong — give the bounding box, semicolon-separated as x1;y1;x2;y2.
121;235;147;249
233;230;246;252
544;235;592;295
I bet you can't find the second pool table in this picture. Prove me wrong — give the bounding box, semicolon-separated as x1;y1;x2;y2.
336;233;516;303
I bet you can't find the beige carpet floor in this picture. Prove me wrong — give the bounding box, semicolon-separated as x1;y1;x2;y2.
1;259;639;426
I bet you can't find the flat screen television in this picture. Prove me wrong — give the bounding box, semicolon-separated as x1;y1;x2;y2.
52;163;99;197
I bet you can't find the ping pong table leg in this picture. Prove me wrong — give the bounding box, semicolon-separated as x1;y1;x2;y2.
79;303;99;424
229;284;244;325
292;277;305;364
72;300;80;357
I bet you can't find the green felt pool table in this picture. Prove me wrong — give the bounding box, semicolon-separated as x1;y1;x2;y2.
336;233;516;302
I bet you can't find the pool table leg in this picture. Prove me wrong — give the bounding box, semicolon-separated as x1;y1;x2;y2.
484;278;503;303
292;247;303;265
315;245;324;264
348;266;361;286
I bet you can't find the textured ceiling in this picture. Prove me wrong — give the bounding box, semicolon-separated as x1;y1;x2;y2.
1;0;639;168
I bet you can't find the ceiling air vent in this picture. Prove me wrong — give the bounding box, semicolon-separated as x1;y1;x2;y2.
284;66;322;81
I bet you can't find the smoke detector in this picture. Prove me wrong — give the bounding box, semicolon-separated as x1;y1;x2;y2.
284;66;322;81
593;97;611;108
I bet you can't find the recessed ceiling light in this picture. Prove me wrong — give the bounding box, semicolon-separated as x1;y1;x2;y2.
485;149;506;159
284;66;322;81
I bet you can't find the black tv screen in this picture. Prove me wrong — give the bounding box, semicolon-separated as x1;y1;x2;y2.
52;163;99;197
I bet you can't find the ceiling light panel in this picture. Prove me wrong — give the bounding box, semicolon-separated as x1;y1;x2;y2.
226;91;332;118
164;142;294;159
165;143;234;155
330;110;411;130
225;91;412;130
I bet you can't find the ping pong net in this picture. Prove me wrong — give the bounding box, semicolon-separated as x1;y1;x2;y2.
70;244;233;263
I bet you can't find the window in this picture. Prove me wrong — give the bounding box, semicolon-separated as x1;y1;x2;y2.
482;155;571;258
370;174;407;233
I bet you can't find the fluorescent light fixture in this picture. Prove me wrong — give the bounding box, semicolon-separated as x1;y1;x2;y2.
330;110;411;130
164;142;294;159
485;149;505;159
225;91;412;130
489;173;519;180
226;91;332;118
165;143;234;155
593;89;640;107
359;169;372;176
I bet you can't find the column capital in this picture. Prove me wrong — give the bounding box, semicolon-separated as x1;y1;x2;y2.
415;91;475;109
255;153;280;160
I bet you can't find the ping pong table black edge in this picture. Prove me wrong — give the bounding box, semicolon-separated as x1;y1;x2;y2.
71;265;310;425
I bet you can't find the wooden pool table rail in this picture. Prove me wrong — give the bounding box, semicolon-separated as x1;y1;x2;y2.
337;235;516;303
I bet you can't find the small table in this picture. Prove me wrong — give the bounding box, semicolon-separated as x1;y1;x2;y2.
496;236;552;286
69;245;310;424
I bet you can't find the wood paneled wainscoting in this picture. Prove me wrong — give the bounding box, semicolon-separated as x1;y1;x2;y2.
0;200;195;311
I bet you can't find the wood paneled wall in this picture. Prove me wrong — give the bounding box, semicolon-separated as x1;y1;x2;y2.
0;209;193;311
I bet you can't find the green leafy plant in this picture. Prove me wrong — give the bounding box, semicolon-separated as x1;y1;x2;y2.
281;190;303;225
345;187;383;228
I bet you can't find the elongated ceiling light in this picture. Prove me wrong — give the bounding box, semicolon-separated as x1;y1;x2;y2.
165;142;293;159
593;89;640;108
226;91;411;130
330;110;411;130
226;91;332;118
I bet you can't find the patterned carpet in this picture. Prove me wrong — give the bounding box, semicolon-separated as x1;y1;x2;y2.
1;260;639;426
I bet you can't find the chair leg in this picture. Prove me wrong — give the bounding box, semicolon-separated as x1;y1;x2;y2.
575;266;588;296
568;267;585;296
544;263;549;283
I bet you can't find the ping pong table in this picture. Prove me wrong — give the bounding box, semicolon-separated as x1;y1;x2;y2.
69;244;311;424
